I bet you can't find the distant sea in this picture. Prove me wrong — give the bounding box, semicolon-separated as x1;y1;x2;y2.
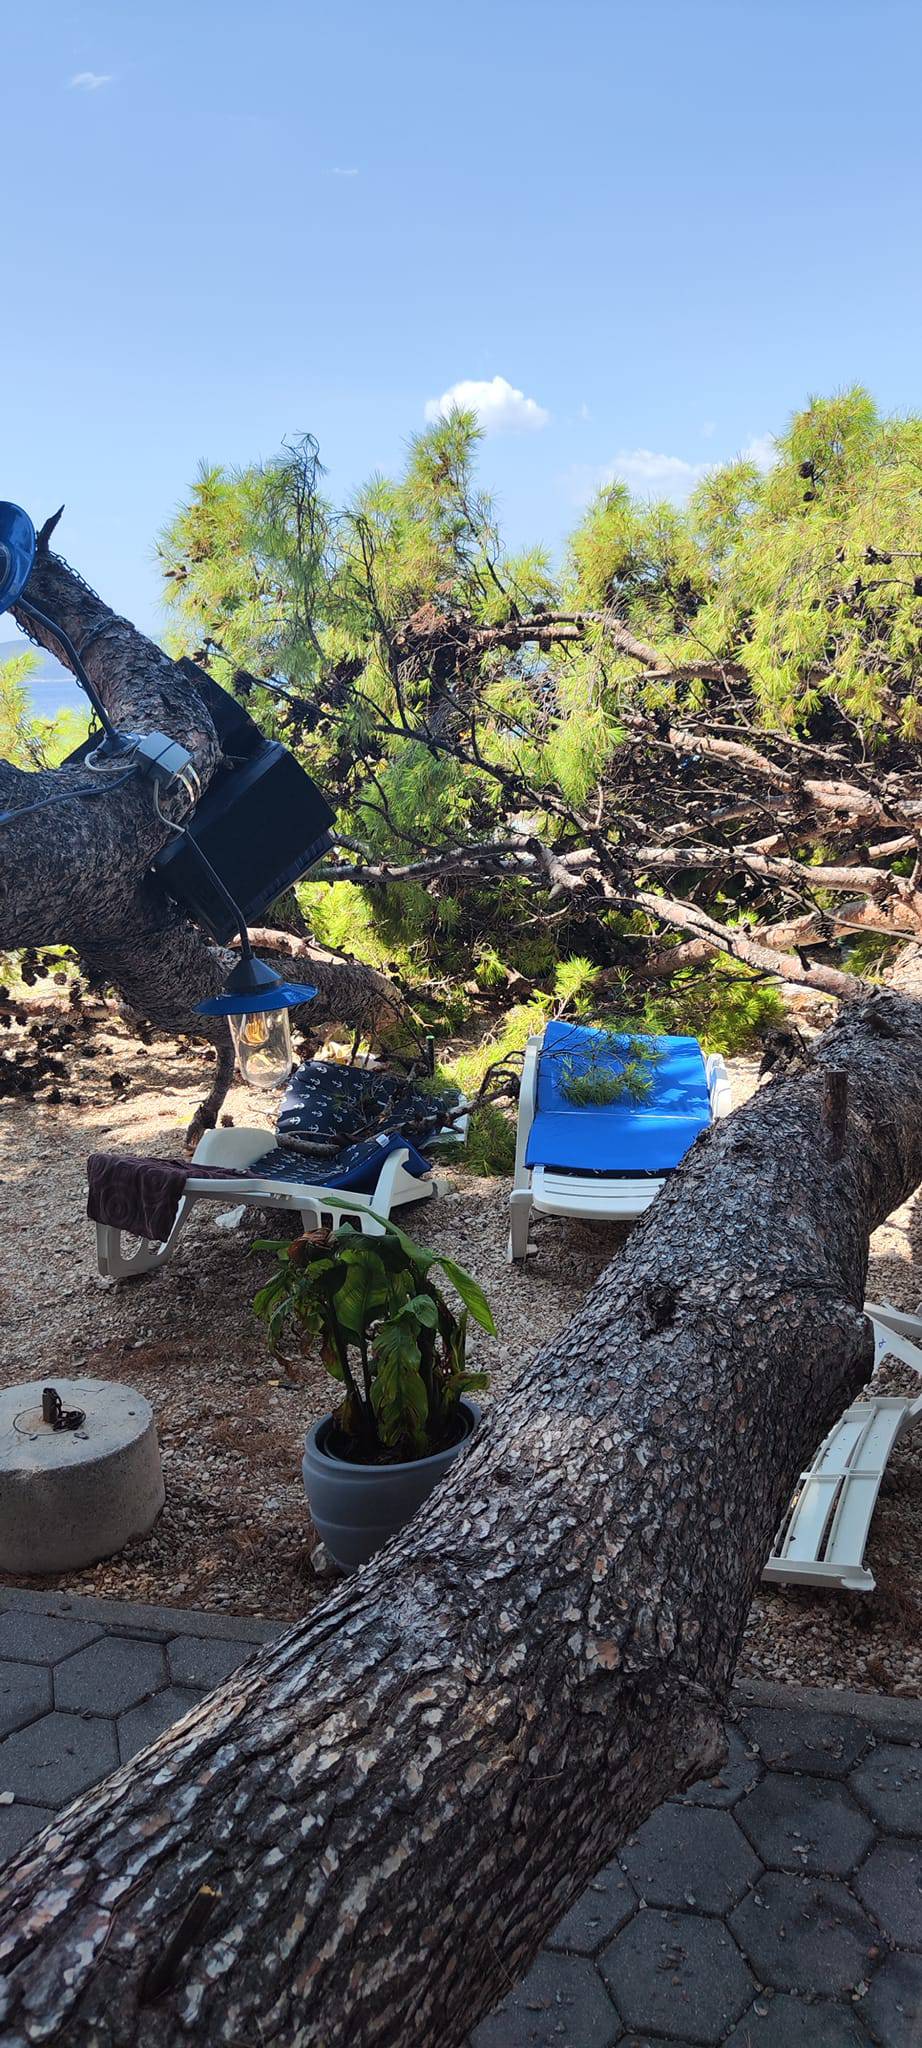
27;676;87;719
0;638;86;719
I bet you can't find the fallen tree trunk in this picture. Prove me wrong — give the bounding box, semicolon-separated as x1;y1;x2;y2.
2;991;922;2047
234;928;413;1048
0;522;399;1133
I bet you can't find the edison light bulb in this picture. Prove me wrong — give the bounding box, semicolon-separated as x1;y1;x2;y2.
241;1012;271;1049
229;1006;294;1089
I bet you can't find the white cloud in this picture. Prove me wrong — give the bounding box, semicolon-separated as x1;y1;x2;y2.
68;70;113;90
578;402;592;423
330;165;359;177
567;429;779;510
424;375;549;435
602;448;710;499
741;432;776;471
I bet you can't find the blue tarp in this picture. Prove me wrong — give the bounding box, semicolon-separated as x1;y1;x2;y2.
524;1023;711;1175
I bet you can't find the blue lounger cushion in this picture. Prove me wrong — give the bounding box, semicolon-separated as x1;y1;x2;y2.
524;1024;711;1176
249;1131;431;1194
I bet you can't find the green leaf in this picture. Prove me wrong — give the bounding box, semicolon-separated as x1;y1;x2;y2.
351;1209;495;1334
446;1370;490;1395
252;1275;289;1318
332;1245;390;1337
372;1310;423;1375
404;1292;439;1328
431;1257;496;1334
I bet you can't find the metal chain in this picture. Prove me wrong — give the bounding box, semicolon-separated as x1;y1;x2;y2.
14;544;105;651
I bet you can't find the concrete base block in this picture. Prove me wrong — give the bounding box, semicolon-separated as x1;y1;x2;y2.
0;1378;164;1572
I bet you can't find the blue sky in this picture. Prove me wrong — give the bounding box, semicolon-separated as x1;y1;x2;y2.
4;0;921;641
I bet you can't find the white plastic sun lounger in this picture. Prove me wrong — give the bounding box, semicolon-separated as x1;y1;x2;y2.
763;1303;922;1594
95;1121;461;1283
509;1025;731;1261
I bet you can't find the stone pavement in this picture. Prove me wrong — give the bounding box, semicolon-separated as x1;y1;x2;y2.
470;1685;922;2048
0;1586;278;1861
0;1591;919;2045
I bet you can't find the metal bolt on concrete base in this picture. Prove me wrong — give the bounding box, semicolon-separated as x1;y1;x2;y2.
0;1378;164;1572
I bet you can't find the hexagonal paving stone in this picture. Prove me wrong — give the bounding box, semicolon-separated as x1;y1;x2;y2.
0;1802;55;1864
857;1951;922;2048
470;1951;620;2047
853;1837;922;1950
724;1991;872;2045
0;1612;102;1665
117;1685;205;1763
729;1872;877;1995
0;1660;52;1739
167;1636;255;1689
617;2039;698;2047
54;1637;167;1716
0;1711;118;1804
736;1771;874;1877
546;1859;637;1954
849;1742;922;1835
739;1708;870;1779
599;1907;754;2043
677;1725;762;1809
619;1804;761;1914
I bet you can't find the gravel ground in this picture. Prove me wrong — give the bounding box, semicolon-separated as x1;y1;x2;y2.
1;1014;921;1696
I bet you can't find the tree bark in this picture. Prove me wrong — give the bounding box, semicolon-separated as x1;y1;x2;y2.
1;991;920;2047
0;529;398;1133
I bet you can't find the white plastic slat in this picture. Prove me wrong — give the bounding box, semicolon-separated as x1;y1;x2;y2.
822;1405;905;1563
875;1326;922;1374
867;1301;922;1346
532;1169;665;1220
764;1309;922;1594
781;1472;844;1563
777;1406;882;1565
766;1395;914;1592
823;1471;889;1569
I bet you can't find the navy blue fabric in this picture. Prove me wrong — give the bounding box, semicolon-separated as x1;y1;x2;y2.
525;1024;711;1174
277;1060;459;1148
261;1059;460;1190
250;1131;431;1193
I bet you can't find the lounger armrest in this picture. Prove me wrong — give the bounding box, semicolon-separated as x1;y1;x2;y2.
511;1034;542;1191
363;1143;411;1213
705;1053;732;1120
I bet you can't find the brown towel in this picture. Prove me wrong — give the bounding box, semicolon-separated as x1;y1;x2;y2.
87;1153;254;1243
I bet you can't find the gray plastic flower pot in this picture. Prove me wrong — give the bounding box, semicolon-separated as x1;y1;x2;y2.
302;1400;481;1572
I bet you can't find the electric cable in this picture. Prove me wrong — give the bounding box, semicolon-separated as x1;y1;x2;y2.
151;780;252;954
0;766;138;827
15;599;126;749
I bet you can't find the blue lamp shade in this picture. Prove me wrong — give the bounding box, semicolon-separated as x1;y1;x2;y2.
0;503;36;612
196;980;318;1018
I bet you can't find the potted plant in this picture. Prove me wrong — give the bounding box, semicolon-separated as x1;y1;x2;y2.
253;1214;493;1570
